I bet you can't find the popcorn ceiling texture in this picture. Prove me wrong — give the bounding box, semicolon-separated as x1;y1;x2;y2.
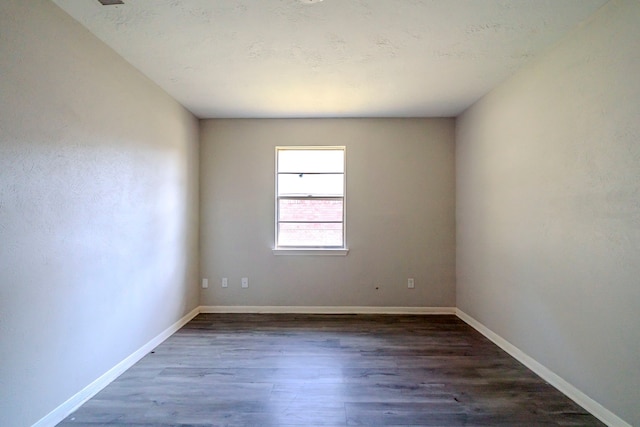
51;0;607;118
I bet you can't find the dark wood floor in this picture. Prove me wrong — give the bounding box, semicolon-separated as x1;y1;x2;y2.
58;314;604;427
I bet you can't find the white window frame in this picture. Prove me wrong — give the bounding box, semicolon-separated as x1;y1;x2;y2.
273;146;348;256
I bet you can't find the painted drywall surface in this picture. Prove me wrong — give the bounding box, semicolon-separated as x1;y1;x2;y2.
0;1;199;426
200;118;455;307
456;0;640;424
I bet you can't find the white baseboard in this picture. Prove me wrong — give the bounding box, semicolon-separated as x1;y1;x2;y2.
32;307;200;427
34;305;450;426
198;305;456;315
455;309;631;427
35;306;628;427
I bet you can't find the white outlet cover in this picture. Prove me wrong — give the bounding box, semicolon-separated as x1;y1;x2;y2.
241;277;249;288
222;277;228;288
202;278;209;289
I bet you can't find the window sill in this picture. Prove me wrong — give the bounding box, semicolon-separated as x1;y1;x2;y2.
272;248;349;256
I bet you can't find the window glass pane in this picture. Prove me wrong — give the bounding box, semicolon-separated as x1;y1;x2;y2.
279;199;343;222
278;173;343;197
278;223;343;247
278;149;344;173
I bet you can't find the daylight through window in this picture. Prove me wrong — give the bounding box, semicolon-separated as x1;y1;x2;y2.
276;147;345;249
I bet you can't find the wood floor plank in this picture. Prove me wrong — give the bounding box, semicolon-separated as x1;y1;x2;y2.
57;314;604;427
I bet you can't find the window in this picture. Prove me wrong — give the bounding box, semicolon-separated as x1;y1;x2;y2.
275;146;346;253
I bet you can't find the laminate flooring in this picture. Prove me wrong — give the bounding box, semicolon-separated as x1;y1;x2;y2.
58;314;604;427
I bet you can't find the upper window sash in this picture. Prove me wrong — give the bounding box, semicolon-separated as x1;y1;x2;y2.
277;148;345;174
277;173;344;197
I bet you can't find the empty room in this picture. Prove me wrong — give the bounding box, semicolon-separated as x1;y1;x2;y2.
0;0;638;426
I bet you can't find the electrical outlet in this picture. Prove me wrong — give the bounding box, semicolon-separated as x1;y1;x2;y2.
221;277;228;288
408;278;415;289
202;278;209;289
241;277;249;288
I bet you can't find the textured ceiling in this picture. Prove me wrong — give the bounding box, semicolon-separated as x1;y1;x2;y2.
52;0;607;118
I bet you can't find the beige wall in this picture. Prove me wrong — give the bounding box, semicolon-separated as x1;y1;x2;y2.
200;118;455;308
0;1;200;426
456;1;640;425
